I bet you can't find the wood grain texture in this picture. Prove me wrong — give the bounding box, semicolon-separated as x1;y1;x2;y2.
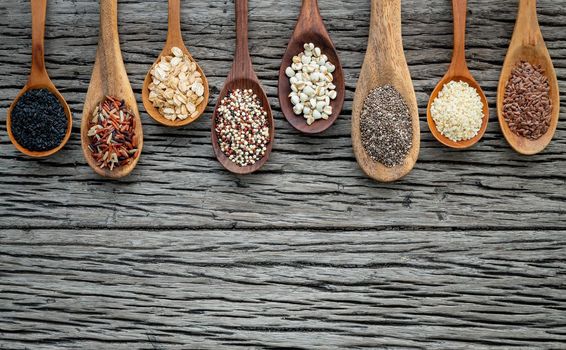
1;229;565;349
0;0;565;348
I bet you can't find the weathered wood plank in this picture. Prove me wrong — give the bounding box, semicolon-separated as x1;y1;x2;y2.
0;2;565;347
1;229;565;349
0;0;564;229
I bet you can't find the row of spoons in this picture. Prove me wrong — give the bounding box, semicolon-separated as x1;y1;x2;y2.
154;0;345;174
426;0;559;156
6;0;560;182
6;0;343;178
356;0;559;182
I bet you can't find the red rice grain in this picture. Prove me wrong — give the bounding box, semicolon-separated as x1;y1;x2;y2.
87;96;139;171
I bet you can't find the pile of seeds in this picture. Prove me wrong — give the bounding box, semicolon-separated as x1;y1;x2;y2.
87;96;139;171
285;43;337;125
360;85;413;168
10;89;68;152
215;89;270;167
503;61;552;140
148;47;206;121
430;81;484;142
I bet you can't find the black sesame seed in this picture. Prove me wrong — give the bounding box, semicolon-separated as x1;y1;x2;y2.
10;89;68;152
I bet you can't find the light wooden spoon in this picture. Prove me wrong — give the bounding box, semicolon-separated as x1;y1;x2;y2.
7;0;72;158
352;0;420;183
142;0;209;127
278;0;345;134
81;0;143;179
211;0;274;175
497;0;559;155
426;0;489;149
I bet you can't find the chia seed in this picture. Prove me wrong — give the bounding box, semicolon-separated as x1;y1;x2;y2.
360;85;413;168
10;89;68;152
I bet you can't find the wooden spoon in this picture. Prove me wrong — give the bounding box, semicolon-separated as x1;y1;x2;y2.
426;0;489;149
497;0;559;155
142;0;209;127
278;0;345;134
211;0;274;175
351;0;420;183
6;0;72;158
81;0;143;179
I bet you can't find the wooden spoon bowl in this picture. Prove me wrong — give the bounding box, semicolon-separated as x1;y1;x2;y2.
427;73;489;149
81;0;143;179
142;0;209;128
212;78;274;175
351;0;420;183
497;0;559;155
278;0;345;134
211;0;274;175
426;0;489;149
6;0;72;158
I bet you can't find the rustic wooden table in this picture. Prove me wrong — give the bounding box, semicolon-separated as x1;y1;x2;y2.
1;0;565;349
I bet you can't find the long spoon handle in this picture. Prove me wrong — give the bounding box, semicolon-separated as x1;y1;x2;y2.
368;0;403;74
451;0;468;69
517;0;541;46
98;0;125;91
166;0;183;45
234;0;252;69
30;0;49;82
299;0;322;24
99;0;119;49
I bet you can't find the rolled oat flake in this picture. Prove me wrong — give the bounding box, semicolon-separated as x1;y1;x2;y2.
360;85;413;168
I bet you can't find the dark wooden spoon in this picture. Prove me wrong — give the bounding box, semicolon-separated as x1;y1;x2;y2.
278;0;345;134
7;0;72;158
211;0;274;175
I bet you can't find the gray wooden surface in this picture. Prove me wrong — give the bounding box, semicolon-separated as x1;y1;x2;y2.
0;0;565;349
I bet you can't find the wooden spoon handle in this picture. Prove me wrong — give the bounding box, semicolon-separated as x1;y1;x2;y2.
98;0;123;85
234;0;252;69
30;0;49;83
99;0;120;51
517;0;541;46
368;0;403;68
166;0;183;46
299;0;322;25
451;0;468;69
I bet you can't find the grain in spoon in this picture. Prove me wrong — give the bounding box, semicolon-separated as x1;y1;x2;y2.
426;0;489;149
81;0;143;179
497;0;559;155
142;0;209;127
278;0;345;134
352;0;420;183
211;0;274;175
7;0;72;158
